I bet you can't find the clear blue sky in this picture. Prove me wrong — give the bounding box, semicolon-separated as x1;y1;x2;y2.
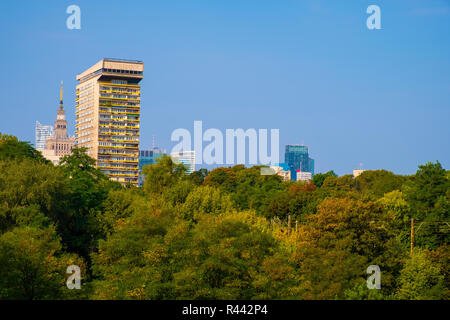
0;0;449;175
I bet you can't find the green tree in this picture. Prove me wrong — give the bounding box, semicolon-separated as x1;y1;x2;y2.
354;170;405;199
181;186;233;221
0;133;49;164
203;166;237;193
189;168;208;186
91;207;177;299
403;161;450;249
288;197;405;298
142;155;187;194
0;159;70;233
59;147;120;259
172;212;280;299
396;249;446;300
378;190;411;250
312;170;337;188
97;188;148;237
0;225;86;300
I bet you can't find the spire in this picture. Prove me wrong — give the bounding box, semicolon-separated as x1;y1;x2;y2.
59;80;64;110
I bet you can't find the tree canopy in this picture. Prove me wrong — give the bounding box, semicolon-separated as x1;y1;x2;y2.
0;134;448;300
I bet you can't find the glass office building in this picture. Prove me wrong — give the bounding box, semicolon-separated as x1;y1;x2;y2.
170;150;196;174
284;144;315;181
35;121;54;150
139;148;167;172
138;148;167;186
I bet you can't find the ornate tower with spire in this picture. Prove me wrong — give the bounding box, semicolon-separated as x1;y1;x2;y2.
54;81;68;138
43;81;75;160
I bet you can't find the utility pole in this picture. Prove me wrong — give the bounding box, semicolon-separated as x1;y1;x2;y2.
410;219;449;256
410;218;414;256
288;215;291;235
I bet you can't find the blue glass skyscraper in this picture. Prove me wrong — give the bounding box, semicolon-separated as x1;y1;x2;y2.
138;148;167;186
139;148;167;172
284;145;315;181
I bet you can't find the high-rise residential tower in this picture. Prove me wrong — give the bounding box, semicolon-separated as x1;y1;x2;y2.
284;144;315;181
75;58;144;186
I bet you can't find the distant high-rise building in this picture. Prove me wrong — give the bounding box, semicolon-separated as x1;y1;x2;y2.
35;121;53;149
284;144;315;181
171;150;195;174
138;147;167;186
75;58;144;186
139;148;167;172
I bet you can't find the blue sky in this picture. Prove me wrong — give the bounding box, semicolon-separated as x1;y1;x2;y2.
0;0;449;175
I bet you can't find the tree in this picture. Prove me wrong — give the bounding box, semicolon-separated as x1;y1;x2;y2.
0;133;49;164
59;147;120;259
0;158;70;233
142;155;187;194
91;209;291;300
203;167;237;193
354;170;405;199
264;182;319;221
189;168;208;186
231;166;284;213
97;188;148;237
164;180;196;207
181;186;233;221
319;175;356;198
287;197;405;298
404;161;448;214
378;190;411;251
91;207;178;299
396;249;446;300
312;170;337;188
403;161;450;249
0;225;86;300
172;212;280;299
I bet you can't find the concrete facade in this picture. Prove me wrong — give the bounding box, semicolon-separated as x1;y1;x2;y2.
75;59;144;186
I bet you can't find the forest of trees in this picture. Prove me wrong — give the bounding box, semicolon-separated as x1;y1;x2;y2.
0;132;448;300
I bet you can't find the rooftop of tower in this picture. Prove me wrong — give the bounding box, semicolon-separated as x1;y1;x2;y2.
103;58;143;63
76;58;144;82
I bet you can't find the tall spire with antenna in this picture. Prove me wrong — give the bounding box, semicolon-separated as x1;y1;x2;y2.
59;80;64;110
55;80;67;138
